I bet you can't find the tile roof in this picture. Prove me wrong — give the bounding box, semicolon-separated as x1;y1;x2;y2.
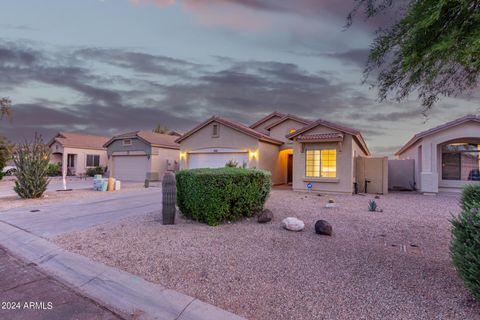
249;111;286;129
295;132;344;142
396;114;480;155
49;132;110;150
104;131;180;149
176;116;284;145
264;114;313;130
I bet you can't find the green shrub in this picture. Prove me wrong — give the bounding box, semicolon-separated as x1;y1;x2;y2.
86;166;105;177
176;167;272;226
46;163;61;176
460;184;480;211
450;185;480;302
13;135;50;199
0;172;4;181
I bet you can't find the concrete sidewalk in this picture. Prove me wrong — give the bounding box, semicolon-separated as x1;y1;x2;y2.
0;246;123;320
0;221;245;320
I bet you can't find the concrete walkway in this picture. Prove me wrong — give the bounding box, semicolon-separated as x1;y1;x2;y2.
0;221;245;320
0;246;123;320
0;189;160;237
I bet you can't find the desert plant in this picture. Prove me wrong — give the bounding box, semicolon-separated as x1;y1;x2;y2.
176;167;271;226
13;134;50;199
85;166;104;177
0;135;11;174
460;184;480;212
225;160;239;168
328;199;335;204
161;171;176;224
46;163;61;176
451;186;480;302
368;200;377;212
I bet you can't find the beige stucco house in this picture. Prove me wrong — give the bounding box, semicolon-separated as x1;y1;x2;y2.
49;132;110;176
104;131;180;181
176;112;372;194
396;115;480;194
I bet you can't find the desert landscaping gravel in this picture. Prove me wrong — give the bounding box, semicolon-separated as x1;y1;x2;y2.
54;190;480;320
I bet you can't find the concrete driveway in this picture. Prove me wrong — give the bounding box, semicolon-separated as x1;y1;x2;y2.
0;177;94;198
0;188;160;238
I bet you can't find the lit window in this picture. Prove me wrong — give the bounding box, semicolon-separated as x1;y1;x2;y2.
212;124;219;137
305;149;336;178
86;154;100;167
122;139;132;146
288;128;297;134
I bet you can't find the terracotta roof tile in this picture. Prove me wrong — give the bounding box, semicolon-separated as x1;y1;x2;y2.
49;132;110;150
296;132;344;141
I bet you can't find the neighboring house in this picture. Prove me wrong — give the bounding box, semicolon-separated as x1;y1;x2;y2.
396;114;480;194
104;131;180;182
176;112;373;194
48;132;110;176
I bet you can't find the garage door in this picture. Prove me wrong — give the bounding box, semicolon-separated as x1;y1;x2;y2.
188;153;248;169
113;156;149;181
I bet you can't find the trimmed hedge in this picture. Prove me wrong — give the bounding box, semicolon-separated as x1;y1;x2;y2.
176;167;272;226
451;183;480;302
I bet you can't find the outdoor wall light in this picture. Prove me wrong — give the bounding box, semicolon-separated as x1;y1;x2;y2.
249;150;258;160
180;152;187;160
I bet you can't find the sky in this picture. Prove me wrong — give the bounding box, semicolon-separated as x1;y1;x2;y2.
0;0;479;155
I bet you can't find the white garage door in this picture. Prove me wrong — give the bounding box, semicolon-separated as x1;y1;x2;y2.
113;156;149;181
188;153;248;169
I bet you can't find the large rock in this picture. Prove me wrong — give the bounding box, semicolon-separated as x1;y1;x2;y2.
315;220;332;236
257;209;273;223
282;217;305;231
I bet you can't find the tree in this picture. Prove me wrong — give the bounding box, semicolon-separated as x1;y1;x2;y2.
153;124;169;134
0;97;12;122
349;0;480;109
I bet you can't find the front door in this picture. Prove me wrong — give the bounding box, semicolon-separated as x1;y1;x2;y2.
287;154;293;184
67;154;76;175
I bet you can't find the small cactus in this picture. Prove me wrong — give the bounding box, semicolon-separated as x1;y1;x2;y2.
368;199;378;212
161;172;176;224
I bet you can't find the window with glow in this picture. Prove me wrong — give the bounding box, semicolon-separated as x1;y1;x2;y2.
305;149;336;178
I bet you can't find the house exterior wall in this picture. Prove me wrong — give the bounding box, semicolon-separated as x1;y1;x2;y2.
397;121;480;193
61;147;107;175
257;141;282;184
106;138;151;156
268;119;308;144
179;122;260;169
292;130;355;194
150;146;180;180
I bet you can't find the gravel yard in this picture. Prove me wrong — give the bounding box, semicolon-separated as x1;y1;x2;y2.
54;190;480;320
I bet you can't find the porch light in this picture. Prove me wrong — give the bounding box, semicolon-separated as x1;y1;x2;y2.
180;152;187;160
249;150;258;160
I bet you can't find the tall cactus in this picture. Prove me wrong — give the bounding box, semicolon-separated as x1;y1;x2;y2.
161;171;176;224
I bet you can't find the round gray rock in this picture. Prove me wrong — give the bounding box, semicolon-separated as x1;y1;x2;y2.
315;220;332;236
257;209;273;223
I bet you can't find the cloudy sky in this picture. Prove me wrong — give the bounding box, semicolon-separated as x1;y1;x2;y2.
1;0;478;154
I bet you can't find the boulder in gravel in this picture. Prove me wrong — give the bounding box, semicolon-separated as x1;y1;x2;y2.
257;209;273;223
315;220;332;236
282;217;305;231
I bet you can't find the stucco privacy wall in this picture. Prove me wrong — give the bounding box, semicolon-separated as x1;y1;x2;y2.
398;121;480;193
61;147;107;175
179;121;260;169
292;130;355;194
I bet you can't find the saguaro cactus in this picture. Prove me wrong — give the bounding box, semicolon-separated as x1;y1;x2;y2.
161;171;176;224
